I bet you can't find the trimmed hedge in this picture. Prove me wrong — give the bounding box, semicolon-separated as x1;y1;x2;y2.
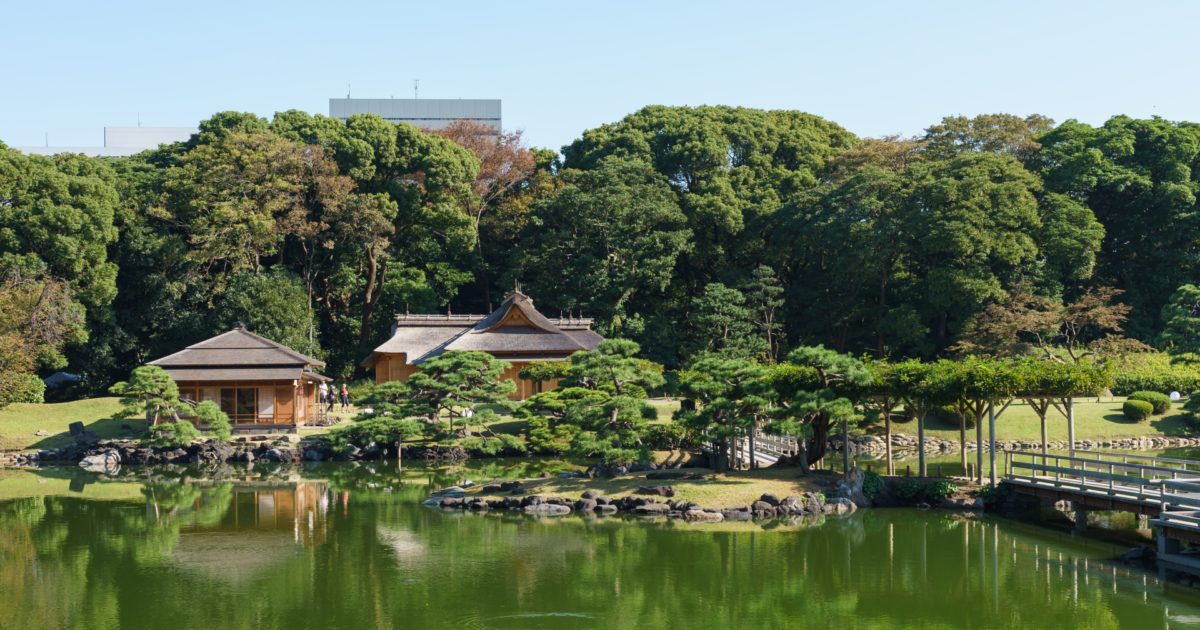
1122;399;1154;422
1126;391;1171;414
1111;352;1200;396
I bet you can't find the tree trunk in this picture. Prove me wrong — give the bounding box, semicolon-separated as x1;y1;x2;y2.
748;428;757;471
358;254;386;348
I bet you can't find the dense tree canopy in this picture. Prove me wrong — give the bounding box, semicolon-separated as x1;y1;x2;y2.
7;107;1200;394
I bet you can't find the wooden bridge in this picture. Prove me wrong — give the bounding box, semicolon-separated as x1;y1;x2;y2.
1004;449;1200;575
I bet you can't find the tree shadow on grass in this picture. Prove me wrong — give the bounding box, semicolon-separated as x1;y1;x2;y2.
1149;414;1196;437
28;416;148;451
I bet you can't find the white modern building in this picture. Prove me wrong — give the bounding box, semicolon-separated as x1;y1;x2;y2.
329;98;501;131
17;126;197;157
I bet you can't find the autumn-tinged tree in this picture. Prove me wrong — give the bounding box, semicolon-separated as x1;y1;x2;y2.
0;265;86;407
955;284;1137;363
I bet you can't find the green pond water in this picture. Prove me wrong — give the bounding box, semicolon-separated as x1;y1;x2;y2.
3;462;1200;629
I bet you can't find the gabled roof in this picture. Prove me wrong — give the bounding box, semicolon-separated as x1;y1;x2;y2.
150;327;325;370
363;292;603;366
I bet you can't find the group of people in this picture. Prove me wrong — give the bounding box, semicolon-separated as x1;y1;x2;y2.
319;381;351;413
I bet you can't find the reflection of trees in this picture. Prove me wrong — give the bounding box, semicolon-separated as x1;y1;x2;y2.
0;465;1192;628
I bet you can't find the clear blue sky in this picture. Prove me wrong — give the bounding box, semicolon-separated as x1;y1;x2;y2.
2;0;1196;152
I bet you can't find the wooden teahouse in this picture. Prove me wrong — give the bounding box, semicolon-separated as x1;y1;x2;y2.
148;324;330;428
362;291;603;399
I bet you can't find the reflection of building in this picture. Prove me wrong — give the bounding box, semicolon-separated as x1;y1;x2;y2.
170;481;331;580
362;291;603;400
329;98;501;131
147;324;330;427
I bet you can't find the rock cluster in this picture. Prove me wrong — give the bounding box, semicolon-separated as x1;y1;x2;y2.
425;488;846;522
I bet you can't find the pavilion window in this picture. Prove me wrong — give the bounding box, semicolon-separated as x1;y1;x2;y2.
220;389;236;416
236;388;256;420
257;387;276;422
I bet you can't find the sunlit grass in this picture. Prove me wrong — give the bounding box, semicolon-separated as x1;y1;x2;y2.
0;398;139;451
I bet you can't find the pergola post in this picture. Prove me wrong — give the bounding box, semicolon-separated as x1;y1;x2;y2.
918;412;927;477
988;403;997;486
975;407;984;484
1066;397;1076;456
885;407;894;476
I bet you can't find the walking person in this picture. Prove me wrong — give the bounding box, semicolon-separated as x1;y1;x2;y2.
340;383;350;411
319;381;329;411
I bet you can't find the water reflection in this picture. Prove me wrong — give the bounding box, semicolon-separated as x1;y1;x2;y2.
2;463;1200;629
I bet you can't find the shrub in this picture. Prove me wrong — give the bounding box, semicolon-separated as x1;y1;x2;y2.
1127;391;1171;414
1111;352;1200;395
193;400;232;442
458;435;528;457
862;470;885;500
641;404;659;420
524;416;571;455
1185;392;1200;414
12;374;45;404
146;421;201;448
643;423;694;450
1122;399;1154;422
924;479;958;502
895;478;958;504
327;417;424;453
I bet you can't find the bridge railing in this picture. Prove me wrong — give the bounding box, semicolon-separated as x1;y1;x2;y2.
1004;449;1200;511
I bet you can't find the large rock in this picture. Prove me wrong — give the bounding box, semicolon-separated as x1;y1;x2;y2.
636;485;676;497
633;503;670;515
824;497;857;515
835;466;869;507
524;503;571;516
778;496;807;515
683;509;724;522
79;450;120;474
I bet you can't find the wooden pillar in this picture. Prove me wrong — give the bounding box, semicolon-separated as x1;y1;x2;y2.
885;408;893;476
1066;397;1076;456
918;412;927;478
1040;412;1048;455
975;409;984;484
988;403;997;487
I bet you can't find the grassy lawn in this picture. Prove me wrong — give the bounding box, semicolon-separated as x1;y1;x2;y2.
468;466;826;508
900;397;1194;442
0;398;143;452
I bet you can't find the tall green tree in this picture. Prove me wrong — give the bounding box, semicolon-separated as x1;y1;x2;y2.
689;283;764;361
1160;284;1200;356
519;157;692;348
766;345;871;469
675;357;773;471
1035;116;1200;339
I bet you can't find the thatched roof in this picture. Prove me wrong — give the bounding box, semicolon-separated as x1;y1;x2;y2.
363;292;603;366
149;326;327;382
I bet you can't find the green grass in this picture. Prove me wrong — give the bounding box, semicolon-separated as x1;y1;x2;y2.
470;466;823;509
895;396;1195;442
0;398;142;452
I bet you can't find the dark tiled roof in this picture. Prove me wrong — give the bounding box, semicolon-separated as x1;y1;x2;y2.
365;292;604;366
149;328;325;372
